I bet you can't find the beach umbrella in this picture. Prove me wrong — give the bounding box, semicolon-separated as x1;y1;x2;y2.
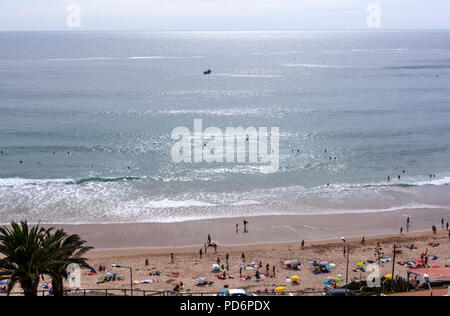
275;286;286;292
291;276;300;283
0;281;7;286
415;259;423;264
322;281;331;285
384;274;393;280
329;263;336;268
356;261;364;266
335;278;341;284
320;261;329;266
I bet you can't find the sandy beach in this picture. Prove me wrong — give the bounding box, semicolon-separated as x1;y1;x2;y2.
36;209;449;296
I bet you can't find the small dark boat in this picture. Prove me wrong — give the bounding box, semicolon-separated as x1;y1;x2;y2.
203;69;212;75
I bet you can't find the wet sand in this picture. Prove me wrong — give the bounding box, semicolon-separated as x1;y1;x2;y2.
53;208;449;249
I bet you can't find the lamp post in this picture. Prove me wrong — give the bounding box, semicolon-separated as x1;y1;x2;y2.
392;244;396;279
112;264;133;296
424;274;433;297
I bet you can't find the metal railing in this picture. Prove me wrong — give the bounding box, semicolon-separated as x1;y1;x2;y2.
1;288;327;297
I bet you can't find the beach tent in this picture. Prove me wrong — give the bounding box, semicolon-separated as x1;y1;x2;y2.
211;264;221;272
284;260;299;266
197;277;207;285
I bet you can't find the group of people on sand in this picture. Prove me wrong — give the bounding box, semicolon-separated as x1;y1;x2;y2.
199;234;218;258
400;217;449;237
239;260;276;281
236;220;249;233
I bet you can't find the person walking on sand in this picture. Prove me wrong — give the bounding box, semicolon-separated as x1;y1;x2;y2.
242;252;246;263
199;248;203;259
171;253;174;264
272;266;276;278
301;240;305;249
243;220;248;230
361;236;365;245
442;219;445;229
432;225;437;234
207;234;211;244
446;222;449;231
400;227;403;235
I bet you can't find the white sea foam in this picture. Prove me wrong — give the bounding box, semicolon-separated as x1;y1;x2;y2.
47;57;114;61
129;56;204;59
0;178;76;187
214;73;282;78
128;199;217;209
282;63;357;69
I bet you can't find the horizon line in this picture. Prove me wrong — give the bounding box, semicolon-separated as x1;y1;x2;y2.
1;28;450;32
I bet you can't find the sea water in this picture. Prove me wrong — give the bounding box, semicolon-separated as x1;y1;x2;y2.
0;30;449;224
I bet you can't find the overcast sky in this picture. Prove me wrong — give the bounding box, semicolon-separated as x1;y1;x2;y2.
1;0;449;31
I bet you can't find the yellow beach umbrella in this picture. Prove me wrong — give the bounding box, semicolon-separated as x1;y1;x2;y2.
291;276;300;283
275;286;286;292
384;274;393;280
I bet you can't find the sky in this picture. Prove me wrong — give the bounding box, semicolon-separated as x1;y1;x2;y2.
1;0;450;31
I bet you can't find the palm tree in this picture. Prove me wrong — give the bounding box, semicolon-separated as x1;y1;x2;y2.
0;222;54;296
0;221;94;296
43;229;93;296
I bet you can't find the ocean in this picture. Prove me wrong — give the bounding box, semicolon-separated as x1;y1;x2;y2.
0;30;449;224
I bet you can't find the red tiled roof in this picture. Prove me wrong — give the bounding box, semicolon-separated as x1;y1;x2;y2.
407;267;450;279
388;288;448;297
